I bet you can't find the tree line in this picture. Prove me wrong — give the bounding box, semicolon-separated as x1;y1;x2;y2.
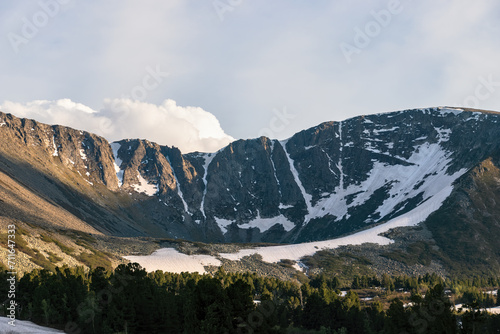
1;264;500;333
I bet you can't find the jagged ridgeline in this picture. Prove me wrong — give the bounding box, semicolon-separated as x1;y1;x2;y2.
1;107;500;245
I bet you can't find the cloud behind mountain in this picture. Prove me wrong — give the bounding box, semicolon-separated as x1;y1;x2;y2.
1;98;234;153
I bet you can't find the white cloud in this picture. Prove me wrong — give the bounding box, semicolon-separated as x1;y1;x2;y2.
0;98;234;153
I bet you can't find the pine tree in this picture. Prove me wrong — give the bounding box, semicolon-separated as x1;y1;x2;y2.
40;299;50;325
227;279;255;329
385;298;410;334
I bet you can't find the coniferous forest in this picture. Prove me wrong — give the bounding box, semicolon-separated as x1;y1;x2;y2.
1;264;500;333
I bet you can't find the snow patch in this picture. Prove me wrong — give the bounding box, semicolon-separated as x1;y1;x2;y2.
438;107;464;115
238;213;295;233
0;317;64;333
320;148;337;177
131;173;158;196
215;217;233;234
336;121;345;192
302;140;461;225
465;113;481;122
281;142;313;217
373;142;456;219
79;148;87;160
124;248;221;274
373;126;399;134
270;140;282;196
52;135;58;156
111;142;124;187
364;142;382;154
200;153;216;218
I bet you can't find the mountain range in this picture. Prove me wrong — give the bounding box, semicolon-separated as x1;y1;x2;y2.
1;106;500;275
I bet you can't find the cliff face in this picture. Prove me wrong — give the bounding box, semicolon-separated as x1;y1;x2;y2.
1;107;500;244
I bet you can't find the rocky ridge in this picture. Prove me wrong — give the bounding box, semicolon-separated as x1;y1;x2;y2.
1;107;500;246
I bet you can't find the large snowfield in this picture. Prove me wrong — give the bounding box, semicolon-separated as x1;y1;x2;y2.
0;317;64;333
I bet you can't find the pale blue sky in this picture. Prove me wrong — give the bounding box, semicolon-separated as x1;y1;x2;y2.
1;0;499;152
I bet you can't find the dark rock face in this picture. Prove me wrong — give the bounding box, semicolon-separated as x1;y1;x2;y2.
1;107;500;243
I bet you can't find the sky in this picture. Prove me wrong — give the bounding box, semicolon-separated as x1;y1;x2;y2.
1;0;499;153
